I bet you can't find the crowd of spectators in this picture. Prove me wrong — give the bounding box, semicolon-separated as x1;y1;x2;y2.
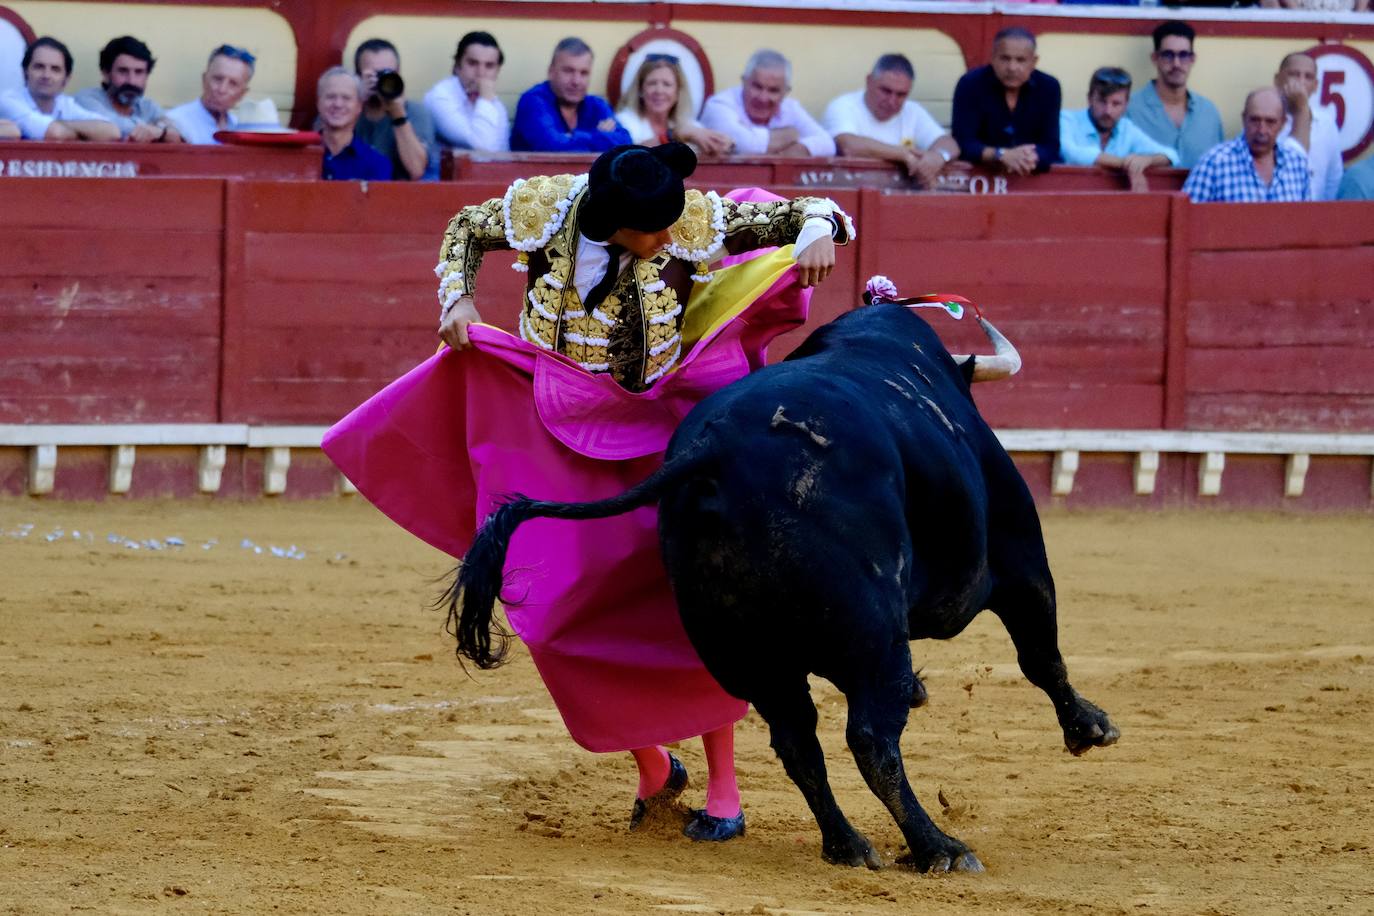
1;21;1369;200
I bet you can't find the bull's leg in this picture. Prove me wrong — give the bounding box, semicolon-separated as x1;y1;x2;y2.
843;646;984;874
909;668;928;708
989;578;1119;756
753;685;882;869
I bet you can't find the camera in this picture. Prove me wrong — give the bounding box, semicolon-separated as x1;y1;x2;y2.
375;69;405;101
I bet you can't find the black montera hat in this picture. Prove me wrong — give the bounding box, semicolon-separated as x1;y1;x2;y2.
579;142;698;242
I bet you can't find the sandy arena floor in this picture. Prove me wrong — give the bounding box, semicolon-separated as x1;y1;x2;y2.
1;499;1371;915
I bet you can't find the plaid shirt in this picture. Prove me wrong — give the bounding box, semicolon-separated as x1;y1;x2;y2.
1183;137;1310;203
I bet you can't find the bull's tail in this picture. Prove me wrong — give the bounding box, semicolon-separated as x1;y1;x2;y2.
442;445;710;669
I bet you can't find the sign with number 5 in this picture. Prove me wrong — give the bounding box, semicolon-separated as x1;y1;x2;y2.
1306;45;1374;162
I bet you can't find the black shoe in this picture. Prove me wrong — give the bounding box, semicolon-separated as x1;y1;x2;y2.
683;807;746;842
628;752;689;829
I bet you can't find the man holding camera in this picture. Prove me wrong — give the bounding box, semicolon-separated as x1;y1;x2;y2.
353;38;439;181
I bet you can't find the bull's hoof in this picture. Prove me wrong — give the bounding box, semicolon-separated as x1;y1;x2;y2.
1062;698;1120;757
683;808;746;842
910;670;929;709
822;832;883;869
629;753;689;830
896;843;984;874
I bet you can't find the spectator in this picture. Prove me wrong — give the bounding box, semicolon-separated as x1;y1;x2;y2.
1183;88;1309;203
317;67;390;181
0;36;119;141
1274;52;1343;201
0;118;18;139
1126;21;1223;170
354;38;439;180
510;37;630;152
167;44;254;144
1260;0;1369;9
700;49;835;158
1059;67;1179;191
951;27;1060;175
1336;156;1374;200
74;36;182;143
423;31;508;152
823;53;958;188
616;54;732;156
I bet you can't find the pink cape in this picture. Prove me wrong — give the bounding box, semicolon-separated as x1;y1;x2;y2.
323;230;809;752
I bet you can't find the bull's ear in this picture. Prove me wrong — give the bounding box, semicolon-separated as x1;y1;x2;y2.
959;355;977;388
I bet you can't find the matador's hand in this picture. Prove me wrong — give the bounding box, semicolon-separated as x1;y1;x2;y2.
439;298;482;350
795;235;835;288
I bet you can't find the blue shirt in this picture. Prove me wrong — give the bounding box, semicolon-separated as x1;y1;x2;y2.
510;82;631;153
1058;108;1180;166
1336;157;1374;201
952;65;1061;172
1183;136;1310;203
322;136;392;181
1126;81;1224;170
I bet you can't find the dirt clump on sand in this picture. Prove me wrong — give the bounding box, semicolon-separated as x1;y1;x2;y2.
1;500;1371;914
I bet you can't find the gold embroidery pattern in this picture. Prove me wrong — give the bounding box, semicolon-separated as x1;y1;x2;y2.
437;197;506;316
720;196;853;250
504;174;585;250
637;255;682;385
667;190;724;260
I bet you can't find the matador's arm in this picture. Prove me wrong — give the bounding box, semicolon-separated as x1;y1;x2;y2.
435;197;510;321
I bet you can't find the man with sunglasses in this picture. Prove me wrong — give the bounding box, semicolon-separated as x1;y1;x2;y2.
1126;20;1223;170
1060;67;1179;192
167;44;254;144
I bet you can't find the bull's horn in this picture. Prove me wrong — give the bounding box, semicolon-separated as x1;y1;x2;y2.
953;317;1022;382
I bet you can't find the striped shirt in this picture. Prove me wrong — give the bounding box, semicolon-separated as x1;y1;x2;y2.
1183;137;1310;203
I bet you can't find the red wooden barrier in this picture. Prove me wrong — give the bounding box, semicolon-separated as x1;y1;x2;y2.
0;140;321;180
0;179;224;424
3;177;1373;438
1185;202;1374;432
220;180;496;423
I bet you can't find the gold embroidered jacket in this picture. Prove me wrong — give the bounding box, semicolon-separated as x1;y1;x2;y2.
436;175;854;391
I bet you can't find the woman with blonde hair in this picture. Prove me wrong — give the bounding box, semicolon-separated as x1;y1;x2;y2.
618;54;733;156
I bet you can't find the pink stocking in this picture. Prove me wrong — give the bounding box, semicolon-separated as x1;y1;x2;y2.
701;724;741;818
630;745;671;799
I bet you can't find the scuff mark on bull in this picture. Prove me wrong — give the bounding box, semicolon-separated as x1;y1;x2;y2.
790;458;823;506
770;406;832;448
920;396;955;433
907;362;933;387
883;379;914;401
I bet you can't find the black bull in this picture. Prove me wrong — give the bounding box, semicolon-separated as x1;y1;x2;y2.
450;302;1119;872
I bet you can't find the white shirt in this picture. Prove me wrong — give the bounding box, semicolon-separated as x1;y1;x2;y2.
700;85;834;157
1280;108;1343;202
0;87;111;139
166;99;237;145
422;75;509;152
822;89;945;151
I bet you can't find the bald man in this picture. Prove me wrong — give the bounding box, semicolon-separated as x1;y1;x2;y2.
1274;52;1343;201
1183;87;1310;203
